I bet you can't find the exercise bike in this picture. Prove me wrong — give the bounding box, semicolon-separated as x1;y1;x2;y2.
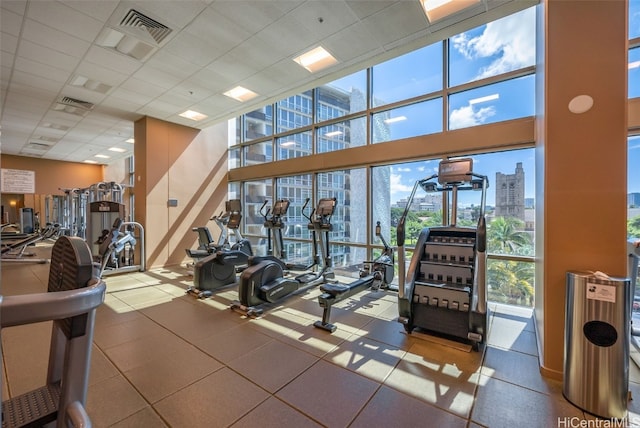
185;208;232;263
314;221;395;333
188;199;253;298
231;197;337;317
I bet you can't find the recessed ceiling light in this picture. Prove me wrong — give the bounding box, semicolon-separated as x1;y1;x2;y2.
384;116;407;124
223;86;259;102
179;110;208;121
293;46;338;73
84;160;98;164
126;138;135;143
420;0;480;23
108;147;127;153
95;154;110;158
469;94;499;105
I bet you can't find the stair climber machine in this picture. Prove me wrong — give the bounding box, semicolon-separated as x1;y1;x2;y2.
187;199;253;298
314;220;395;333
396;158;489;350
231;197;337;317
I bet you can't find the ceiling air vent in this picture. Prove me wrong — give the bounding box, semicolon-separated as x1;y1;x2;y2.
120;9;172;44
54;96;94;116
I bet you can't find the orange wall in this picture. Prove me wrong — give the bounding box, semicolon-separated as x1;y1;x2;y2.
0;154;103;195
535;0;628;378
134;117;229;268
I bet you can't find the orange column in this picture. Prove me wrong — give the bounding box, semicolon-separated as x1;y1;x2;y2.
134;116;229;268
535;0;628;378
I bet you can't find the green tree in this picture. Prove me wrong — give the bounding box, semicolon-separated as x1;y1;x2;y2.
629;215;640;238
487;216;532;254
488;260;535;306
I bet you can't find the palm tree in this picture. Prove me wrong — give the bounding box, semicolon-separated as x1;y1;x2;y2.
487;216;532;254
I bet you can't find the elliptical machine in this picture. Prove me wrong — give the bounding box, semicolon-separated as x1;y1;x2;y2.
396;157;489;350
231;197;337;317
188;199;253;298
185;209;231;262
314;221;395;333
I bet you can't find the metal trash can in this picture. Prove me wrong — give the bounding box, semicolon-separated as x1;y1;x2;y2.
563;271;631;419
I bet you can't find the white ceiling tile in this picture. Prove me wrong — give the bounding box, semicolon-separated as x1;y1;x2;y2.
345;1;398;20
322;22;383;68
118;77;166;99
132;64;183;90
84;45;142;75
185;6;253;50
288;0;359;39
21;18;90;58
145;50;200;80
74;62;128;87
1;1;27;16
1;7;23;37
163;31;227;67
26;1;104;43
208;0;286;33
59;0;119;22
14;57;69;83
360;1;428;48
1;32;19;55
16;39;80;72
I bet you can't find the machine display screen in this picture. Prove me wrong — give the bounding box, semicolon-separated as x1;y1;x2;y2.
438;158;473;184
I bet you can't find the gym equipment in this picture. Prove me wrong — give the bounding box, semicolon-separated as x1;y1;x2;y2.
396;158;489;350
185;209;232;261
314;220;395;333
0;236;106;427
188;199;253;297
94;218;145;277
1;223;60;264
231;197;337;317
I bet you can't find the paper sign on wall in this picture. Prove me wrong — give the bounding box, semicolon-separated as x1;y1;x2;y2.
586;282;616;303
0;168;35;194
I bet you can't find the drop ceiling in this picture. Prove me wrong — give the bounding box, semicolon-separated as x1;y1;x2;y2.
0;0;535;165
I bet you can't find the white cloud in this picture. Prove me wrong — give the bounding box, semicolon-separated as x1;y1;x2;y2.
390;173;413;195
396;167;412;172
452;7;536;80
449;105;496;130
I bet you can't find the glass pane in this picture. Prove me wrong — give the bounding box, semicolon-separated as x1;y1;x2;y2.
317;117;366;153
244;106;273;142
277;131;312;160
372;99;442;143
487;258;535;307
631;0;640;40
228;147;240;169
244;141;273;166
243;179;272;241
231;117;240;146
228;182;240;200
448;74;534;130
276;175;313;264
316;70;367;122
629;135;640;238
277;90;312;133
372;42;443;107
630;47;640;99
331;243;367;278
449;7;536;87
317;169;366;245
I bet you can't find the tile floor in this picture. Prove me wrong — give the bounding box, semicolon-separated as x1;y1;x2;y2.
3;242;640;427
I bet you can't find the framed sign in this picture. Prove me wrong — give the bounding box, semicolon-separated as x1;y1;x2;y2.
1;168;36;193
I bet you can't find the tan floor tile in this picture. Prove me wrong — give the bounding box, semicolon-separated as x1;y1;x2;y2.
487;313;538;355
89;345;119;386
279;317;353;358
383;340;482;418
231;396;323;428
2;321;52;396
195;323;273;364
111;285;174;309
93;313;166;350
355;316;415;350
228;339;319;392
154;367;269;428
324;336;405;383
123;344;223;403
86;374;148;427
482;345;559;395
351;385;467;427
109;406;169;427
471;374;582;428
276;359;380;427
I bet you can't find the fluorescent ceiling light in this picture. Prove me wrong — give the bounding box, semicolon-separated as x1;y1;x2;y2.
179;110;208;121
293;46;338;73
108;147;126;153
84;160;98;164
126;138;135;143
223;86;258;102
629;61;640;70
420;0;480;23
95;154;110;159
469;93;499;105
384;116;407;124
324;131;343;137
